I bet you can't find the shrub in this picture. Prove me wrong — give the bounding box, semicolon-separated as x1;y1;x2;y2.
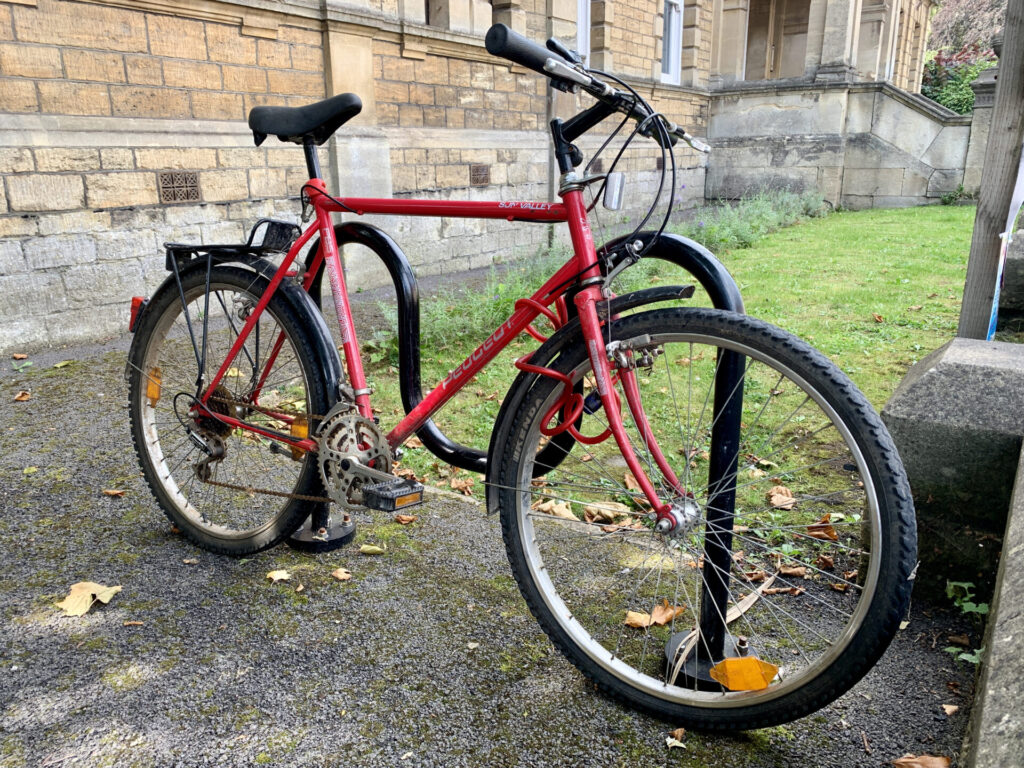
921;44;997;114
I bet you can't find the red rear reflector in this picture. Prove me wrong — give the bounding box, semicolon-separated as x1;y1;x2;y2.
129;297;147;332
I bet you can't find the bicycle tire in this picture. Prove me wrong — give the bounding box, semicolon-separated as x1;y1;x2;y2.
495;307;916;729
128;265;330;555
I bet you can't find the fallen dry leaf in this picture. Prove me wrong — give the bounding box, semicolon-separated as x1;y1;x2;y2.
122;620;144;627
817;554;835;570
666;736;686;749
780;565;807;578
467;641;480;650
766;484;795;510
360;544;386;555
807;513;839;541
830;583;848;592
872;313;885;323
404;436;424;449
583;501;632;524
941;704;959;716
331;568;352;581
650;599;685;626
55;582;122;617
947;633;970;648
266;569;291;582
295;583;304;593
395;467;425;483
14;390;31;402
741;570;767;583
890;755;951;768
182;558;199;565
533;499;577;521
102;489;126;498
668;727;686;741
23;466;38;475
625;610;653;628
843;569;858;580
53;360;72;369
12;353;27;360
908;305;923;311
394;514;419;525
581;453;594;462
450;477;475;496
624;472;640;491
764;586;805;596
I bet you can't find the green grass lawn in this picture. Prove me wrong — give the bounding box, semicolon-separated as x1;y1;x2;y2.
366;204;976;479
696;204;973;407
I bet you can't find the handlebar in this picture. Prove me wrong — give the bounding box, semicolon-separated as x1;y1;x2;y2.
484;24;709;154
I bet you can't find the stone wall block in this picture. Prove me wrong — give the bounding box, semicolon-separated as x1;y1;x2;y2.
248;168;288;198
0;215;38;238
921;126;971;170
110;208;164;230
8;175;85;212
34;148;100;173
207;23;257;66
63;50;126;83
0;272;67;317
842;167;904;197
110;86;189;119
0;319;45;353
125;56;162;86
200;221;245;243
0;79;38;112
0;42;62;78
38;82;112;116
147;15;208;60
871;95;943;159
163;204;225;227
24;233;96;271
95;229;156;263
199;170;248;203
37;211;111;236
13;2;147;52
63;260;144;309
136;148;217;171
163;60;223;90
43;308;124;346
85;172;158;209
0;148;34;173
0;241;26;275
925;169;964;198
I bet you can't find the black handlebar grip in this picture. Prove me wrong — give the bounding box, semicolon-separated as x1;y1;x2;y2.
485;23;568;77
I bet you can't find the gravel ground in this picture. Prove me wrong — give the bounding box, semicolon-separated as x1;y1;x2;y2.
0;295;980;768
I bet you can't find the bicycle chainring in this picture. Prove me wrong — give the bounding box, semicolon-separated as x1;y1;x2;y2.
316;410;392;508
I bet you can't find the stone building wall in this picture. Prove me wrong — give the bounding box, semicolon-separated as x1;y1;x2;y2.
0;0;980;353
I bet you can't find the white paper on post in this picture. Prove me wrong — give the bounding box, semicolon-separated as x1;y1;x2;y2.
988;140;1024;340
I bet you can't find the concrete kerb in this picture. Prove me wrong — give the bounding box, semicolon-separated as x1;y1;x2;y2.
963;445;1024;767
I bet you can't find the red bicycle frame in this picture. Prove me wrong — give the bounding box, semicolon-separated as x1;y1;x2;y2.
196;176;678;518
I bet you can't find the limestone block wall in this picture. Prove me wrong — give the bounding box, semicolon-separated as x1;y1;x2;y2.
0;0;711;354
706;81;974;208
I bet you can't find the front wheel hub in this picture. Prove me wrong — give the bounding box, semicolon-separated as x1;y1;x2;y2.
654;497;702;535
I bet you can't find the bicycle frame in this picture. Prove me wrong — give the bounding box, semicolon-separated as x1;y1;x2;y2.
193;169;681;516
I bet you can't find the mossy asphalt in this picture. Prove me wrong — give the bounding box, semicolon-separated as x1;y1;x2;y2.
0;329;979;768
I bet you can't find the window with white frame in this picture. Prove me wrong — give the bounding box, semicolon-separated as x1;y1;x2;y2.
577;0;591;64
661;0;682;84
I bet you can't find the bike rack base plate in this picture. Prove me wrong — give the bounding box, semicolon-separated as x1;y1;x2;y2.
286;516;356;553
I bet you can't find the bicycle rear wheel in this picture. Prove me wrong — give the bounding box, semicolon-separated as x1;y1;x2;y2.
495;308;916;729
128;265;329;555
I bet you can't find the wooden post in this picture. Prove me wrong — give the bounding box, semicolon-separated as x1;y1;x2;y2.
958;0;1024;339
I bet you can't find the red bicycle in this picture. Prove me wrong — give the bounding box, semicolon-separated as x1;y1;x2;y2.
126;24;916;729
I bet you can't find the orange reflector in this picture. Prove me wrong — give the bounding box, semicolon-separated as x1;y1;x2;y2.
289;416;308;460
708;656;779;691
393;491;423;508
146;366;161;407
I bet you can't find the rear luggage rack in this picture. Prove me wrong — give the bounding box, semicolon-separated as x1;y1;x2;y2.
164;218;301;272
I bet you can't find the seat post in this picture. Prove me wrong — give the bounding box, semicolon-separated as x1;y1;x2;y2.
302;137;322;180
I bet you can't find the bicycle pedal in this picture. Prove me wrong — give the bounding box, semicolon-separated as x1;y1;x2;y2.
363;478;424;512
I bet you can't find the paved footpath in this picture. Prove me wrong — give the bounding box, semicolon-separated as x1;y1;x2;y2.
0;331;979;767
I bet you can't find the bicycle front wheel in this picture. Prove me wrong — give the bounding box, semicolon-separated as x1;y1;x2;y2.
128;265;330;555
495;308;915;729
